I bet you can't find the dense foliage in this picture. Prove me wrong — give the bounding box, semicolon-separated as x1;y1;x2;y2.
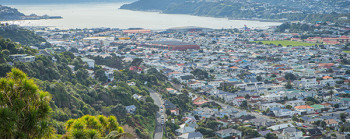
0;68;54;138
0;37;171;138
0;24;49;47
64;115;128;139
275;22;321;33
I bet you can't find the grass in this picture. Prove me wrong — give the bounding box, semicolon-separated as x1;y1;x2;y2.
343;51;350;53
252;40;317;47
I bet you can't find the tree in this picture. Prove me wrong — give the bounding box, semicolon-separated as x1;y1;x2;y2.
329;90;334;99
256;75;262;81
65;115;129;139
130;58;143;67
0;68;54;138
191;69;209;80
340;113;347;122
284;73;297;81
111;104;127;120
285;80;293;89
240;101;248;109
0;63;12;77
95;69;108;82
292;115;298;121
166;109;171;115
334;104;339;108
265;133;277;139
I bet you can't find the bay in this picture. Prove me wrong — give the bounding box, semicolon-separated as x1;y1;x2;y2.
4;2;282;29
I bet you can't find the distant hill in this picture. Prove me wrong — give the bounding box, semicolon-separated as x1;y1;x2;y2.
0;0;131;4
0;24;48;47
0;5;24;20
121;0;350;22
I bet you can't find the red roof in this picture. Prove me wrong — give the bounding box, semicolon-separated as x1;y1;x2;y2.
318;63;334;67
177;64;185;66
129;66;142;71
193;97;209;106
235;97;245;99
340;36;350;39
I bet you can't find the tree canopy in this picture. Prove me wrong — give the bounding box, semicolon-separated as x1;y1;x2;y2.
64;115;129;139
0;68;54;138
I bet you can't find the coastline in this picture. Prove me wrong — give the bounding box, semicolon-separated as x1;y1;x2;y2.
118;8;285;23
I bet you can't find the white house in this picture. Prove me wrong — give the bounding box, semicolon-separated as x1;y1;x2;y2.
178;132;203;139
18;56;36;63
279;127;303;139
297;78;317;89
81;57;95;69
285;100;306;107
260;103;283;111
215;128;242;139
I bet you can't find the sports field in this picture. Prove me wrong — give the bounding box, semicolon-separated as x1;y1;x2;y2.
343;51;350;53
252;40;317;47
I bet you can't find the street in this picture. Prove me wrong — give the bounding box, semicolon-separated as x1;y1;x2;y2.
149;87;165;139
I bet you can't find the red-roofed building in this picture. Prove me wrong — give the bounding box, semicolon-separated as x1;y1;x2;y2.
129;66;142;72
192;97;209;106
322;76;333;80
233;97;246;106
318;63;334;67
177;64;185;66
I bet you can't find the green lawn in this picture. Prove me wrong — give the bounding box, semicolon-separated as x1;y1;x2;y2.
343;51;350;53
252;40;317;47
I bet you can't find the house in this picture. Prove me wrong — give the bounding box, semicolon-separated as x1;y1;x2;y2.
183;116;198;128
178;75;195;83
296;78;317;89
310;104;324;112
232;97;246;106
324;119;338;127
178;132;203;139
261;93;283;102
9;54;27;60
18;56;36;63
294;105;315;114
260;103;283;111
192;97;209;106
268;123;294;131
165;100;177;109
175;126;196;135
188;82;205;89
306;128;322;139
208;81;221;88
81;57;95;69
10;54;36;63
127;82;136;86
125;105;136;114
273;109;300;117
167;88;177;94
340;98;350;107
215;128;242;139
250;118;274;127
286;100;306;107
105;71;114;82
133;94;142;101
279;127;303;139
320;78;335;87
